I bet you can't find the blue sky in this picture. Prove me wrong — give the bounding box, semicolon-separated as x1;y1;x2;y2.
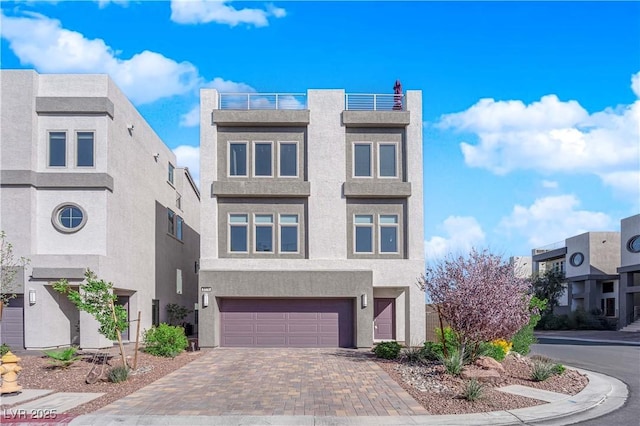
2;1;639;260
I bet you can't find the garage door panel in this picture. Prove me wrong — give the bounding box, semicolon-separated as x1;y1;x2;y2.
1;296;24;349
220;298;353;348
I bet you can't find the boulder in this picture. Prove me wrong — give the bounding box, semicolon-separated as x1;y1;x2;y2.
461;366;501;383
475;356;505;372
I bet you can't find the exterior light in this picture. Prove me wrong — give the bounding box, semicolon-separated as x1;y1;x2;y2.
29;289;36;305
361;294;368;308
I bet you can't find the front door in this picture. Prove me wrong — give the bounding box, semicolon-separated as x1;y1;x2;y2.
374;298;395;340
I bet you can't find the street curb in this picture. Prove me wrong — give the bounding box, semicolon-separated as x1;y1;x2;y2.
69;367;628;426
535;335;640;346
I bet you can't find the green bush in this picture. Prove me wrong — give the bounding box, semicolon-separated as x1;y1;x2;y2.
461;378;484;401
553;363;566;375
440;348;464;376
373;341;402;359
531;360;556;382
108;365;129;383
478;341;507;361
143;323;188;358
0;343;11;356
424;327;459;360
43;346;81;369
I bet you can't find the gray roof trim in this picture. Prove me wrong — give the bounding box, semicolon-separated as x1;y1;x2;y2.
1;170;114;192
36;97;115;118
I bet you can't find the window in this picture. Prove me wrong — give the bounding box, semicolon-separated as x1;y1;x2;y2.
176;269;183;294
602;282;614;293
378;143;397;177
354;215;374;253
176;193;182;210
379;215;398;253
254;214;274;252
279;142;297;177
51;203;87;233
254;142;273;177
168;209;175;235
229;214;248;252
168;163;175;185
280;214;298;252
229;142;247;176
77;132;94;167
49;132;66;167
354;144;372;177
601;297;615;317
176;216;184;241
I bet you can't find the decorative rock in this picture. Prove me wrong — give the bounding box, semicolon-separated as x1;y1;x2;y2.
475;356;505;372
461;366;501;383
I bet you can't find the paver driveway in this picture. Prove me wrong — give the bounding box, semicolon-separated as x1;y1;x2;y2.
97;348;428;416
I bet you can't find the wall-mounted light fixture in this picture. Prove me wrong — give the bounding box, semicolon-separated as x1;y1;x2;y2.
153;153;160;161
202;293;209;308
361;294;368;308
29;289;36;305
127;124;135;132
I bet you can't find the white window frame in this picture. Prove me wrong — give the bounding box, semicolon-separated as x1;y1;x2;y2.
76;131;95;168
167;208;175;235
228;141;248;177
228;213;249;253
279;214;299;253
176;216;184;241
253;141;274;178
377;142;398;178
354;214;374;253
278;141;298;178
353;142;373;178
378;214;399;253
168;162;175;186
48;131;67;168
253;214;274;253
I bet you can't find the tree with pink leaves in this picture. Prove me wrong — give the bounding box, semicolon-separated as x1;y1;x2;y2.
418;248;533;358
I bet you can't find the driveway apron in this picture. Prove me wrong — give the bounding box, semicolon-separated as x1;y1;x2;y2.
96;348;428;416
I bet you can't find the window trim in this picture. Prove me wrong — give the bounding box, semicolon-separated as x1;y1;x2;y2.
176;216;184;241
253;141;274;178
353;142;373;178
378;214;399;253
627;235;640;253
47;131;67;168
51;202;87;233
228;213;249;253
278;141;298;178
378;142;398;179
253;214;274;253
354;214;374;253
168;208;176;235
279;214;299;253
168;162;175;186
76;131;95;168
228;141;248;177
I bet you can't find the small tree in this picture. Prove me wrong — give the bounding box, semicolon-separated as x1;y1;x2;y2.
53;269;129;369
531;269;565;316
418;249;534;359
1;231;30;308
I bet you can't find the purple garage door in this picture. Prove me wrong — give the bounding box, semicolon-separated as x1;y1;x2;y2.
1;296;24;349
220;298;354;348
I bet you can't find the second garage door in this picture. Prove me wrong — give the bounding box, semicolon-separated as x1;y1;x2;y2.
220;298;353;348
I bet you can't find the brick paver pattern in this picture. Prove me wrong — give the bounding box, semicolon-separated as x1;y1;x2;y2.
97;348;428;416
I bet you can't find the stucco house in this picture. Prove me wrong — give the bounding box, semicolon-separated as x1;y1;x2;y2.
0;70;200;350
197;89;426;348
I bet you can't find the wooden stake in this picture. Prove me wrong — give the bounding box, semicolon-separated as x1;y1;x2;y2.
110;299;128;369
133;310;141;370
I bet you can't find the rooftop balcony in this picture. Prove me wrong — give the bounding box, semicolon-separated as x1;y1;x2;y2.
217;92;407;111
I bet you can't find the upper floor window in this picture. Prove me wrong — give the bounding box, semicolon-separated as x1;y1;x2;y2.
254;142;273;177
176;193;182;210
379;215;398;253
354;144;372;177
229;142;248;176
229;214;249;252
378;144;397;177
352;141;398;178
49;132;66;167
51;202;88;233
354;215;374;253
255;214;274;252
168;162;175;185
168;209;175;235
353;213;400;255
279;142;297;177
227;212;300;255
176;216;183;241
77;132;95;167
279;214;299;252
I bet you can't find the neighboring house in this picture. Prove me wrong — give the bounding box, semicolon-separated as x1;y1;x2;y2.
198;90;426;348
0;70;200;350
618;214;640;329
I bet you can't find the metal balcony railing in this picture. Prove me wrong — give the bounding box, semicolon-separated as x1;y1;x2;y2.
218;93;307;110
533;241;566;254
345;93;405;111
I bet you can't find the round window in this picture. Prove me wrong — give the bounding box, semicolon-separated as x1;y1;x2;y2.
628;235;640;253
51;203;87;233
569;252;584;267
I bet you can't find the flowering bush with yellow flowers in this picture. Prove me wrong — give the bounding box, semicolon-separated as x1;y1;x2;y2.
491;338;513;355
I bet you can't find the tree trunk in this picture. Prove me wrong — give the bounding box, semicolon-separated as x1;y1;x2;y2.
110;299;128;369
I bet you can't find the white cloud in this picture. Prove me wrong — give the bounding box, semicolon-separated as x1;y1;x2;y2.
170;0;286;27
424;216;485;260
632;71;640;98
97;0;129;8
541;180;558;189
439;74;640;198
0;11;201;104
180;106;201;127
173;145;200;187
498;195;614;248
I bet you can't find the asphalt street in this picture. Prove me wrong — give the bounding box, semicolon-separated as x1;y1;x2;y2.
531;338;640;426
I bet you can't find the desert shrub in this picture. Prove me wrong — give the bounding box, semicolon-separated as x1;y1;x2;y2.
373;341;402;359
143;323;188;358
461;378;484;401
108;365;129;383
402;346;426;363
512;296;546;355
421;342;442;361
553;363;566;375
478;341;507;362
0;343;11;356
531;360;555;382
440;348;464;376
425;326;459;360
43;346;81;369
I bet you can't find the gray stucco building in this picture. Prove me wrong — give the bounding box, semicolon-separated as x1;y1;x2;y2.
198;90;426;348
0;70;200;349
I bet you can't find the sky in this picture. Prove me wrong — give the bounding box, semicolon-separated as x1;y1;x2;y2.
1;0;639;261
